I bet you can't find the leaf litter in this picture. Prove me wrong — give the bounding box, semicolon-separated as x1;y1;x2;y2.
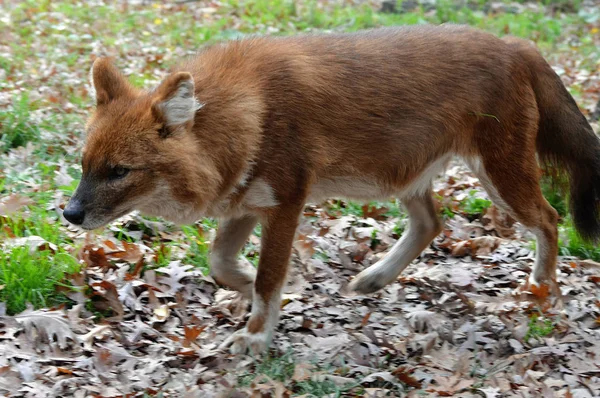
3;159;600;396
0;0;599;396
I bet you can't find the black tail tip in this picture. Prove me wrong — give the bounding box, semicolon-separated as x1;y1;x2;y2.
573;216;600;244
571;188;600;244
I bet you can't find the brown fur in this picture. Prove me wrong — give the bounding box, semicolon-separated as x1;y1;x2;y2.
66;25;600;354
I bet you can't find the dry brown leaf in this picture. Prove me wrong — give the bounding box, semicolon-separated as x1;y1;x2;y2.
470;236;502;256
426;375;474;396
0;194;33;216
56;367;73;375
392;366;422;388
294;233;316;262
361;204;389;220
155;261;200;294
361;311;372;327
292;363;313;382
110;241;143;263
482;206;515;238
91;281;125;321
183;325;206;347
80;245;113;269
529;282;551;300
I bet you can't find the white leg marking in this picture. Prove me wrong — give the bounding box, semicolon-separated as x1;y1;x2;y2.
350;226;424;290
210;253;256;299
529;227;550;287
221;290;282;355
210;216;257;298
350;197;440;293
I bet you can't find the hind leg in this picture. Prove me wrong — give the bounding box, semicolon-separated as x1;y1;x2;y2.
529;214;559;285
350;191;442;294
465;156;559;286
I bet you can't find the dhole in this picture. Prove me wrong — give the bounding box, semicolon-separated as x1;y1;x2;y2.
64;25;600;354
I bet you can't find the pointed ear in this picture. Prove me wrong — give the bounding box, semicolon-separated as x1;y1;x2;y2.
152;72;200;137
89;57;134;106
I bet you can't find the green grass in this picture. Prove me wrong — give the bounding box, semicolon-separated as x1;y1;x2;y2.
238;351;357;396
295;376;352;397
541;176;569;218
461;190;492;217
0;246;79;314
524;313;554;342
0;93;40;152
0;205;81;314
539;177;600;261
152;243;173;268
326;200;403;218
181;225;211;273
327;200;366;217
2;207;66;245
559;218;600;261
238;351;296;386
0;0;598;313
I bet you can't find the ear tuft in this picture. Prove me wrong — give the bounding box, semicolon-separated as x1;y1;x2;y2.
156;72;200;129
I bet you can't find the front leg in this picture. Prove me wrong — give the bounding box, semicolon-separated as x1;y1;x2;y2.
210;215;258;298
221;204;302;354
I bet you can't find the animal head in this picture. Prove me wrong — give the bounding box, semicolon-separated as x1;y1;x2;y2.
64;58;217;230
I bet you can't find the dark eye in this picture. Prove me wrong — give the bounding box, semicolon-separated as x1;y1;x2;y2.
109;166;130;180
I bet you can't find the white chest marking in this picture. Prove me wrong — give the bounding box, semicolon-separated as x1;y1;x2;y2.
243;178;279;208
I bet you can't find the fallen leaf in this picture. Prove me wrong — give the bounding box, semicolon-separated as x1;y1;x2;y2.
292;363;313;382
0;194;33;216
183;325;206;347
91;281;125;320
13;307;78;349
3;236;57;254
392;366;422;388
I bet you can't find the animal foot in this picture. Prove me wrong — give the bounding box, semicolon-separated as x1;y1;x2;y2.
220;327;270;355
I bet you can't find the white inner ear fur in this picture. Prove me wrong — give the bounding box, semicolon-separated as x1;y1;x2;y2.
88;64;97;104
159;79;203;126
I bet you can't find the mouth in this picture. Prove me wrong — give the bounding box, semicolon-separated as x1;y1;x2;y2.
79;219;109;231
80;224;104;231
80;207;134;230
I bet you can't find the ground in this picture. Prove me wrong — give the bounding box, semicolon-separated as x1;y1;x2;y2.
0;0;600;397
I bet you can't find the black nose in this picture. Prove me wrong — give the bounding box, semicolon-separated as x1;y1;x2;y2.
63;201;85;225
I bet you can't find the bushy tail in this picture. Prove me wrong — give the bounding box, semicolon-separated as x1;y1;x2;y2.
506;37;600;242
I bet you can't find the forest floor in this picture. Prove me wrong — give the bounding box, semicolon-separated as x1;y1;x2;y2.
0;0;599;396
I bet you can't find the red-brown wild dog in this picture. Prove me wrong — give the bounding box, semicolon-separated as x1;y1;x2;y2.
65;25;600;354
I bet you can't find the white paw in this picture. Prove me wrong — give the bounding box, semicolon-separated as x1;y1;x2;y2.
220;327;270;355
211;263;256;299
348;268;388;294
528;273;540;288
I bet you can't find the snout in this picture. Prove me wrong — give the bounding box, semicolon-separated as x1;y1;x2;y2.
63;199;86;225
